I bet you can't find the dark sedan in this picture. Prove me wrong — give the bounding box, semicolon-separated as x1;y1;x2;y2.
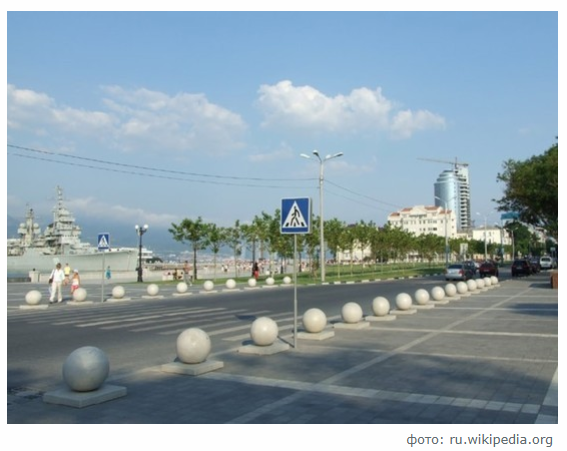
478;260;499;278
511;259;532;277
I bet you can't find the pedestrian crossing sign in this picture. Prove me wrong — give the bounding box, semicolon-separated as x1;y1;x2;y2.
97;233;110;251
281;198;311;234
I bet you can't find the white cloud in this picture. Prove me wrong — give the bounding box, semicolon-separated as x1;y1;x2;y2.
256;80;445;138
7;84;247;155
248;142;294;162
67;197;178;228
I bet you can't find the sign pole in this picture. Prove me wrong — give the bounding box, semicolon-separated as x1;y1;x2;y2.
101;252;105;303
293;234;298;349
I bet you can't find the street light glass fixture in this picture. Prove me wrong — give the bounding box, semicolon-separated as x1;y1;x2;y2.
435;196;452;266
135;224;149;282
301;149;344;283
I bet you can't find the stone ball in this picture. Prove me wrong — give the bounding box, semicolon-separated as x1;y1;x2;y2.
248;278;257;287
176;282;188;293
283;276;292;285
456;281;468;294
414;288;430;305
25;290;42;305
63;346;109;392
266;277;275;286
203;280;214;291
467;279;478;292
491;276;499;285
431;286;445;301
250;317;278;346
302;308;327;333
73;287;87;302
176;328;211;364
371;296;390;317
445;283;457;297
147;283;159;296
342;302;363;324
112;285;125;299
476;278;485;289
395;293;413;310
483;277;492;287
225;279;236;289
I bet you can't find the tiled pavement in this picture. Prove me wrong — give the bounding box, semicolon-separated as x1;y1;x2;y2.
7;277;558;424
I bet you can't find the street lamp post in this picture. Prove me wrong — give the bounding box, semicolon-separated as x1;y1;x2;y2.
135;224;149;282
300;150;343;283
476;212;493;261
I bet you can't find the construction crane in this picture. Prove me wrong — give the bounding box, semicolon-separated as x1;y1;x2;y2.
417;157;469;169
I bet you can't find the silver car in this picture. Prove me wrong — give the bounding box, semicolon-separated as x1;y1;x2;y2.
445;263;474;281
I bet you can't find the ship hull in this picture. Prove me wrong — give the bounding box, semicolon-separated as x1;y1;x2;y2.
7;249;139;274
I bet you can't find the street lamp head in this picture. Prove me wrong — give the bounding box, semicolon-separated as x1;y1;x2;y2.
312;149;319;157
300;153;311;159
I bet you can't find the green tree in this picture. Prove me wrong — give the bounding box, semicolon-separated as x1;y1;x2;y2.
415;233;444;265
225;220;243;278
496;141;558;240
206;223;225;277
169;217;209;280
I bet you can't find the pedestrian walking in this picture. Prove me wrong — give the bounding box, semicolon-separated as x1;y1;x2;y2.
49;263;65;304
105;266;112;280
64;262;71;286
183;260;192;285
70;269;81;294
252;261;259;280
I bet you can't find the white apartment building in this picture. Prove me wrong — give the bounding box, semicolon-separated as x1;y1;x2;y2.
387;205;457;238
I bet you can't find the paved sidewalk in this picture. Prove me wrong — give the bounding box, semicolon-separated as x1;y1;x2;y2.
7;277;558;424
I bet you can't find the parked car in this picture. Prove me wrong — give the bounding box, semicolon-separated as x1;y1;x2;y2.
539;256;554;270
529;258;541;273
463;260;478;275
445;263;475;281
478;260;499;278
511;259;532;277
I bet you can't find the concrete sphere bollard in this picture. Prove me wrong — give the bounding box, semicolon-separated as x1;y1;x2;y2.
73;287;88;302
283;276;292;285
467;279;478;292
63;346;109;392
176;282;188;293
226;279;236;289
302;308;327;333
25;290;42;305
176;328;211;364
414;288;430;305
112;285;125;299
203;280;214;291
395;293;413;310
371;296;391;317
483;277;492;287
248;278;257;287
476;278;485;289
456;281;468;294
250;317;279;346
491;276;499;285
431;286;445;301
445;283;457;297
342;302;363;323
266;277;275;286
147;283;159;296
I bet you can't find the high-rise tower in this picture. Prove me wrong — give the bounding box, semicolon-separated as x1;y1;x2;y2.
434;165;471;232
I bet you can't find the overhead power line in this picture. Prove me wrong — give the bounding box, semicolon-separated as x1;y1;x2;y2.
7;144;317;189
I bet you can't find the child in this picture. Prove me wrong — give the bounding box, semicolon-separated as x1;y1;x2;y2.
70;269;81;294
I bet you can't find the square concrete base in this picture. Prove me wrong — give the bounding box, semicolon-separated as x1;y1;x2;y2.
414;303;435;309
172;292;192;297
244;287;260;290
366;315;397;322
43;384;127;408
106;297;132;303
296;330;335;340
238;342;290;355
20;304;49;310
391;308;417;315
431;299;450;305
142;295;165;299
67;300;95;306
333;321;371;330
199;291;218;294
161;360;224;376
446;296;461;301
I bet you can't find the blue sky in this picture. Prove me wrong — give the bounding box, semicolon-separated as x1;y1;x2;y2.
6;10;559;246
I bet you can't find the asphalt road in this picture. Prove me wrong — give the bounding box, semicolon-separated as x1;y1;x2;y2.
8;273;460;392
